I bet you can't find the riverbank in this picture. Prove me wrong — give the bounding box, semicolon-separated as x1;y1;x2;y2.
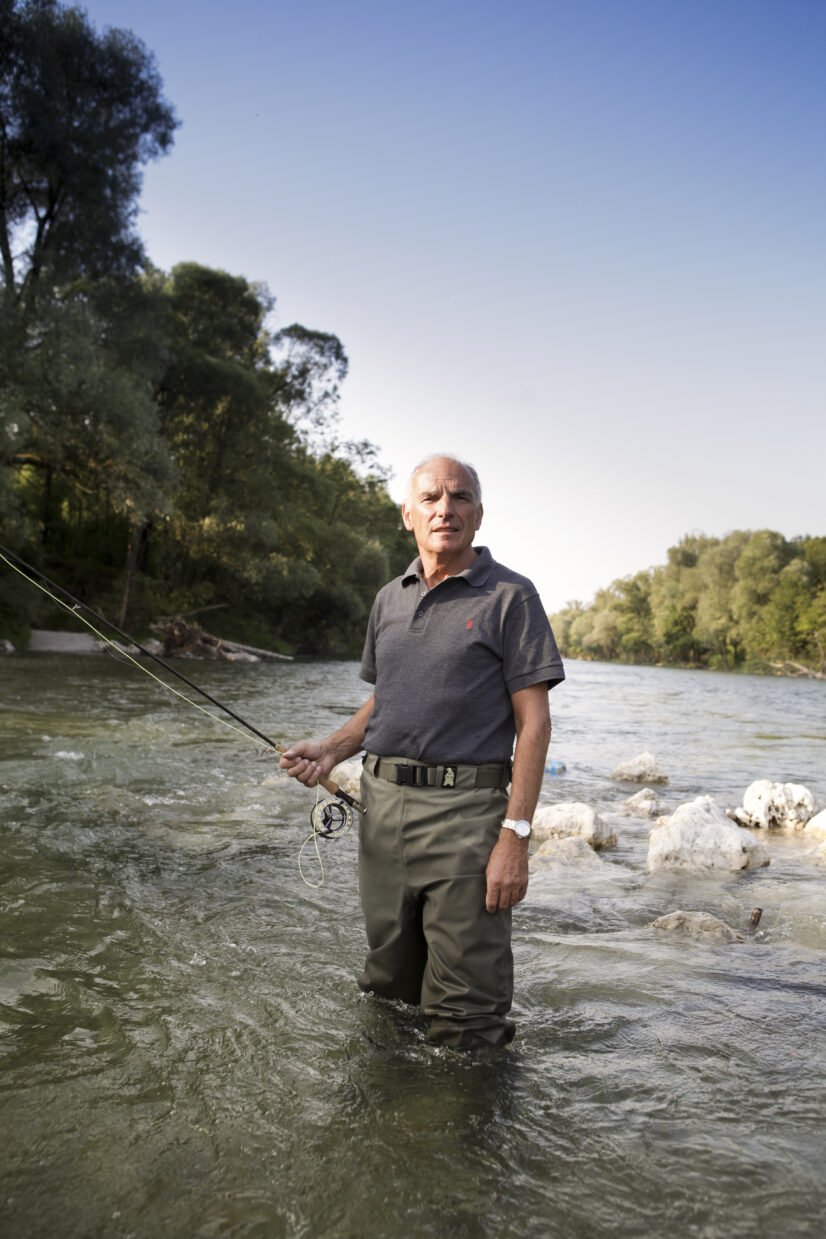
560;652;826;680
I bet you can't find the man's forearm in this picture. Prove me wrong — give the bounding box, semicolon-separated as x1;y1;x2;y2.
505;686;552;823
325;694;374;765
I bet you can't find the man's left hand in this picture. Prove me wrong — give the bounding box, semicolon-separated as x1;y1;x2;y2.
485;832;530;912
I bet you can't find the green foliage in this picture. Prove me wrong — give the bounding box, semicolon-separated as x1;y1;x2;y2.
0;2;412;654
1;0;177;304
551;529;826;676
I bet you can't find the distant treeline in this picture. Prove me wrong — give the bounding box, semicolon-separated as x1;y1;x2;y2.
0;1;412;654
549;531;826;677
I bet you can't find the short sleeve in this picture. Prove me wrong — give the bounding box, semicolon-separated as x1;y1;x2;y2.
502;592;565;694
360;599;379;684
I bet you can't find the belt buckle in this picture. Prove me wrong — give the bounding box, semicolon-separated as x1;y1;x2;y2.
396;764;430;787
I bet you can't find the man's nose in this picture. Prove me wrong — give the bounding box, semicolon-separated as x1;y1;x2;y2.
435;492;456;517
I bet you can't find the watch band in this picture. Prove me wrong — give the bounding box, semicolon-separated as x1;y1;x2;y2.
501;817;532;839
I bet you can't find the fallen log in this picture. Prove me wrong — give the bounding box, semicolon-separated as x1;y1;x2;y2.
765;660;825;680
217;636;293;662
149;616;292;662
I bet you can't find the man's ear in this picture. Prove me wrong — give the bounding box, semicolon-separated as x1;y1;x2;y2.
402;504;414;531
475;503;484;531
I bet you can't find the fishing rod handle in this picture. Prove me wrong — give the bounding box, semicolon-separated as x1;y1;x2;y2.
274;744;366;815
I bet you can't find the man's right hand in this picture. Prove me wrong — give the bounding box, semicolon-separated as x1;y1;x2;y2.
278;694;375;789
279;742;334;787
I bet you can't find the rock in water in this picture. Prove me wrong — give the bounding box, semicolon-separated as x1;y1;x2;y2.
532;802;616;849
727;780;818;831
329;758;363;798
803;809;826;842
529;836;604;870
620;787;668;818
611;752;668;784
646;910;746;943
647;796;769;873
29;630;100;653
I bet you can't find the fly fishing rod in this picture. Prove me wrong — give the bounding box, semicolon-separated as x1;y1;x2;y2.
0;541;364;831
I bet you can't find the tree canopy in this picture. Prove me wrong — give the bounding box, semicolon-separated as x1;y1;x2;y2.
1;0;177;306
0;1;412;654
551;531;826;678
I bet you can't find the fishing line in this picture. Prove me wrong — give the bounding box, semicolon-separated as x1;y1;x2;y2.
299;786;327;888
1;543;364;881
298;786;354;887
0;543;281;750
1;545;271;750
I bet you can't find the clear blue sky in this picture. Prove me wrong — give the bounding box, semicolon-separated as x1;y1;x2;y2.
83;0;826;612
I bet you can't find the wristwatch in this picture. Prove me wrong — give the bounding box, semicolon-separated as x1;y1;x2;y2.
501;817;532;839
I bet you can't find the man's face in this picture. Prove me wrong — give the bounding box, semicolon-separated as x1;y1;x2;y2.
402;458;483;559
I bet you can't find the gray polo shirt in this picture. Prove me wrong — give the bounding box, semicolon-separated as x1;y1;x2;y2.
360;546;564;765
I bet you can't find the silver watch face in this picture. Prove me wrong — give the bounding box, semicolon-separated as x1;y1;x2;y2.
505;818;531;838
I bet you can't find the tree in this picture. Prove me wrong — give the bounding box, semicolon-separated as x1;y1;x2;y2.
547;602;584;658
731;530;792;658
613;571;654;661
0;0;178;555
0;0;177;310
648;534;719;664
21;296;167;515
693;532;749;669
270;323;349;451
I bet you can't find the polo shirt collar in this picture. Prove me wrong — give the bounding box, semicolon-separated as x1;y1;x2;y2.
401;545;495;589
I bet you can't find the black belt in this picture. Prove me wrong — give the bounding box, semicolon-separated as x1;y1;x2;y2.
364;753;511;791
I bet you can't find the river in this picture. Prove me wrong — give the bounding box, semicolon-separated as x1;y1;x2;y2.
1;654;824;1237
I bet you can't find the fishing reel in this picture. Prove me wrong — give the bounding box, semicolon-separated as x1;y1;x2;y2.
310;797;353;838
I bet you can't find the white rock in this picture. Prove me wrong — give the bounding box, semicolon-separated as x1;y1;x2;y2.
0;638;14;654
29;629;100;653
532;802;616;849
803;809;826;842
646;910;746;943
728;779;817;831
611;752;668;784
330;758;363;798
620;787;667;818
647;796;769;873
529;836;604;870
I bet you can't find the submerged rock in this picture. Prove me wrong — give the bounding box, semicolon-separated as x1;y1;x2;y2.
727;780;818;831
529;836;603;870
646;910;746;943
611;752;668;784
532;801;616;849
620;787;668;818
647;796;769;873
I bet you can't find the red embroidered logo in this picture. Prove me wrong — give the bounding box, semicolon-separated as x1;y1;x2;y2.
466;619;472;629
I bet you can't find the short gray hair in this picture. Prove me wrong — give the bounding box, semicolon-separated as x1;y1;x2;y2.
405;454;482;506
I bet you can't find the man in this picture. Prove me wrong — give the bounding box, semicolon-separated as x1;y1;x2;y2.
280;454;564;1048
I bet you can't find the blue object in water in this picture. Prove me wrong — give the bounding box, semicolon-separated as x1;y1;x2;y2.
544;761;567;775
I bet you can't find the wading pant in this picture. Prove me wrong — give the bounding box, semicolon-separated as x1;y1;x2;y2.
358;755;514;1049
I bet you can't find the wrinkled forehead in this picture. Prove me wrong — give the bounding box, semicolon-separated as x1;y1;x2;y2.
410;460;479;500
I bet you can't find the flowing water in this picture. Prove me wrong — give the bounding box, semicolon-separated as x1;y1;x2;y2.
1;654;825;1238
